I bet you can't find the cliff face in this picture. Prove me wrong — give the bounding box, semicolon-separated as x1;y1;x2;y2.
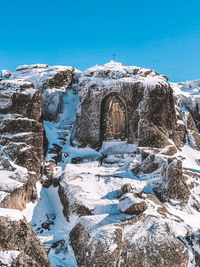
0;209;50;266
0;64;75;210
71;61;181;149
1;62;200;266
0;79;44;210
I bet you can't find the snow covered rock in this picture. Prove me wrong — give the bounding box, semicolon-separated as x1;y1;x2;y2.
119;193;147;215
70;211;189;267
0;211;50;266
0;70;12;80
9;64;75;121
119;183;132;197
154;158;190;203
0;79;44;209
71;61;180;149
58;161;144;220
140;152;164;173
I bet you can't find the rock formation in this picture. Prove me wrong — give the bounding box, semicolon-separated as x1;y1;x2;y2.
0;79;44;210
0;210;50;266
71;61;181;149
1;61;200;266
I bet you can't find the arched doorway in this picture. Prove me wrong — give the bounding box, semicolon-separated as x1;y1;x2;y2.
100;93;127;142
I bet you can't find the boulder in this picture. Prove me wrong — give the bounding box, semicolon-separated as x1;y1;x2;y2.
140;153;164;173
0;213;50;267
119;193;147;215
154;158;190;203
70;212;189;267
119;183;132;197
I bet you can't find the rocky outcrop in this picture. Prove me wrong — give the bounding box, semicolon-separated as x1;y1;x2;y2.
184;112;200;150
0;78;44;210
71;61;181;149
70;196;189;267
0;213;50;267
119;193;147;215
0;70;12;80
0;64;76;209
10;64;74;121
154;158;190;203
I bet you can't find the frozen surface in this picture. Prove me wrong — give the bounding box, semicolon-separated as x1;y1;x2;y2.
29;186;78;267
0;250;20;267
0;208;23;221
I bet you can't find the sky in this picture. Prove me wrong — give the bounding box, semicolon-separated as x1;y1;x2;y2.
0;0;200;82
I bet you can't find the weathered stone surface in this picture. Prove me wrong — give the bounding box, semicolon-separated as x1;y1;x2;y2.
0;115;44;134
154;158;190;203
71;61;180;149
119;183;132;197
70;213;189;267
0;79;44;209
9;64;74;121
0;216;50;267
58;183;92;221
119;193;147;215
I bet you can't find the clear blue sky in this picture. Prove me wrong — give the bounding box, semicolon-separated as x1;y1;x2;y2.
0;0;200;82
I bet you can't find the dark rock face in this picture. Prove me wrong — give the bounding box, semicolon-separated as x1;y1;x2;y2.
71;62;180;149
154;158;190;203
0;216;50;267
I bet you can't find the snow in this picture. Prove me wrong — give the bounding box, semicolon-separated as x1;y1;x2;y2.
178;144;200;170
0;153;29;201
0;208;23;221
0;250;20;267
29;186;78;267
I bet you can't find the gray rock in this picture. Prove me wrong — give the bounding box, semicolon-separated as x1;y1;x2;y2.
71;62;180;149
154;158;190;203
0;216;50;267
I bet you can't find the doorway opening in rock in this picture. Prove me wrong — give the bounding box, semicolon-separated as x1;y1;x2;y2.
100;93;127;142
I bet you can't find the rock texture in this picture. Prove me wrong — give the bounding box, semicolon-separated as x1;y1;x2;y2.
0;214;50;267
71;61;181;149
70;194;189;267
0;64;76;209
0;79;44;209
154;158;190;203
10;64;74;121
1;62;200;266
